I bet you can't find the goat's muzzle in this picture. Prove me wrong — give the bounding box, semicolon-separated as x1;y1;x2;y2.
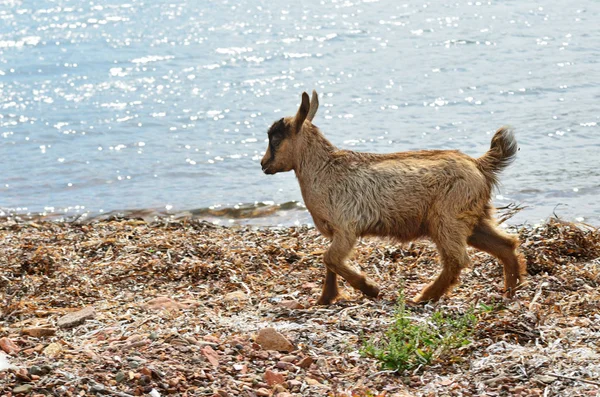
261;159;274;175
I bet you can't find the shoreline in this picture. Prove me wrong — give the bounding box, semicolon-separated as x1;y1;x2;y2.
1;218;599;396
2;201;599;229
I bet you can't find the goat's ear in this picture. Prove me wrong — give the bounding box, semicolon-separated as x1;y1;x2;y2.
307;90;319;122
294;92;310;132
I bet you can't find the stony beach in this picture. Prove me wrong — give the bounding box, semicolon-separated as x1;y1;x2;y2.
1;217;599;396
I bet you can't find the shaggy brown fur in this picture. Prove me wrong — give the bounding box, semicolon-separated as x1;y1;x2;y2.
261;91;526;305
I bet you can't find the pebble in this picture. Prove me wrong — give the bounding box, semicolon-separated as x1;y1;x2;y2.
43;342;62;358
13;384;34;394
57;306;95;328
255;328;295;352
316;357;328;369
279;299;303;310
256;388;270;396
148;389;161;397
21;327;57;338
29;365;50;376
276;361;295;371
264;369;285;387
280;355;297;363
305;377;322;386
224;290;249;302
0;337;20;355
138;374;151;385
297;356;314;369
201;345;219;367
287;379;302;389
115;371;126;383
90;384;105;393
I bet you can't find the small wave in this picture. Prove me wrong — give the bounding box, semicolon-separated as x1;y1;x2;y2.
0;202;311;227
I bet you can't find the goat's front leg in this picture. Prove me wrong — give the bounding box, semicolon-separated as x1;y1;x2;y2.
316;269;339;305
318;233;380;304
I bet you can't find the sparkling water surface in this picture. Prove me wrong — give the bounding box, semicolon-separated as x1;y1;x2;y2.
1;0;599;225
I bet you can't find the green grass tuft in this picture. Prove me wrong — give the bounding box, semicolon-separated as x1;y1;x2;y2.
362;290;477;373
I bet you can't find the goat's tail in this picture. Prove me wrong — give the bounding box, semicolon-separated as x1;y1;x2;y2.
476;127;518;188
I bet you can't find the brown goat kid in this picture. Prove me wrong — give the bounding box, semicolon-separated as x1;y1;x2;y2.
261;91;526;305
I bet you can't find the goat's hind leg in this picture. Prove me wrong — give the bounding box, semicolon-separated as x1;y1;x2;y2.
415;234;470;303
318;233;380;305
467;219;526;297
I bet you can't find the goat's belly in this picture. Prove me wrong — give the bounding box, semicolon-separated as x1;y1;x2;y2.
358;213;424;242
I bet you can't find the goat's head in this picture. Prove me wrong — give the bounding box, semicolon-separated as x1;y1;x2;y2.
261;90;319;174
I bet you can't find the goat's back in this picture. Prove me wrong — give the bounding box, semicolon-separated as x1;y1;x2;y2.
323;149;490;239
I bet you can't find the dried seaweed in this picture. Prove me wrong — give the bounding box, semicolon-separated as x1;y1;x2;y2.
1;217;599;396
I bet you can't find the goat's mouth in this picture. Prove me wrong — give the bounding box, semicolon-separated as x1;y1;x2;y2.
262;163;275;175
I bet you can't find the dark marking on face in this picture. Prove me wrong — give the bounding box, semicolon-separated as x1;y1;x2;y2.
267;118;287;160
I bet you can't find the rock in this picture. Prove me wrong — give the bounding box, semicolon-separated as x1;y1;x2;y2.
138;374;151;385
142;296;199;311
203;335;220;344
21;327;56;338
534;375;557;384
43;342;62;358
256;388;270;397
143;296;183;311
115;371;126;383
280;355;297;363
57;306;95;328
280;300;303;310
276;361;295;371
0;337;20;354
316;357;328;369
148;389;161;397
297;356;314;369
224;290;249;302
287;379;302;389
15;368;31;382
13;384;34;394
277;393;293;397
255;328;295;352
264;369;285;387
201;345;219;367
305;377;321;386
91;384;105;393
29;365;50;376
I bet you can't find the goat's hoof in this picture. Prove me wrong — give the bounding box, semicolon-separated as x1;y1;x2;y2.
316;293;340;306
360;280;380;298
413;292;441;303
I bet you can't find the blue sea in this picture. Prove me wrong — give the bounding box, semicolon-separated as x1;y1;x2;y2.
1;0;599;226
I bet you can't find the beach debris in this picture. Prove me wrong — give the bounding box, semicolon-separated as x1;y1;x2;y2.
0;217;598;396
0;352;16;371
57;306;95;329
